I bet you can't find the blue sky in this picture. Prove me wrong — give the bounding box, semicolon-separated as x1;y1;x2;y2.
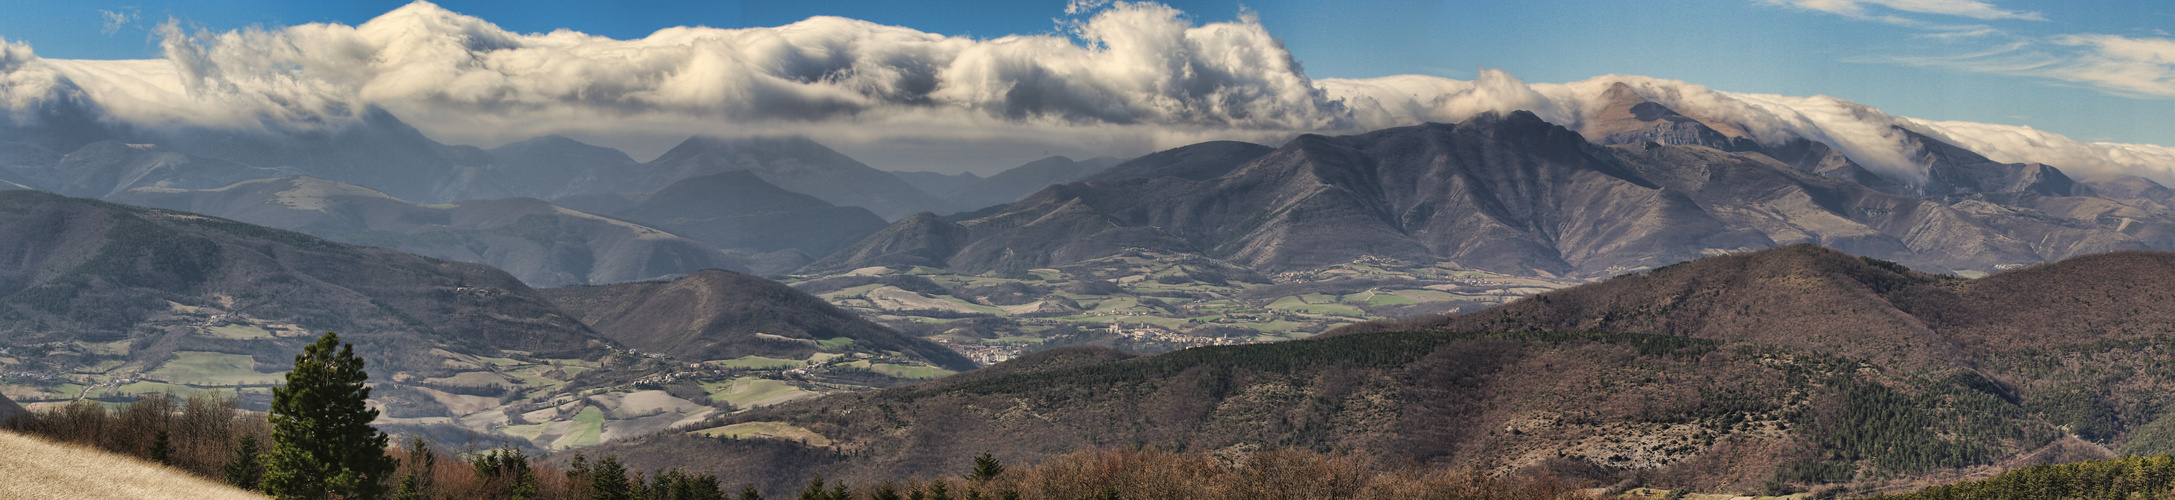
3;0;2173;151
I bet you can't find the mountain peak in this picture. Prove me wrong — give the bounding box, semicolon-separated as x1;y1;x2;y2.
1600;81;1648;106
1579;82;1756;151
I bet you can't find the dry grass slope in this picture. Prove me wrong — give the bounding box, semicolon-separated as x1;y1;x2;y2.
0;429;265;500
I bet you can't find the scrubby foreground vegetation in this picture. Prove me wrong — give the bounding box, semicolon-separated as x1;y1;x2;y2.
2;393;1580;499
0;428;265;500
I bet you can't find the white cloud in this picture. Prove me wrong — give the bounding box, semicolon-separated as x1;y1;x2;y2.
100;9;139;36
2045;34;2175;97
1906;119;2175;182
1;1;2171;186
1867;33;2175;100
0;1;1354;156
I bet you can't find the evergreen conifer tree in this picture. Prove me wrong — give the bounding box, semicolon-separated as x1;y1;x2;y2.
224;434;265;489
798;475;829;500
395;437;435;500
149;429;172;465
968;452;1004;483
262;332;396;499
590;455;633;500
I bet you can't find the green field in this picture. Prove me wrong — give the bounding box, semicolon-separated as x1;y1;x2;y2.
842;361;954;380
815;337;855;350
716;356;803;370
473;356;525;367
424;371;514;388
702;377;815;408
499;423;548;441
1284;304;1366;316
1344;291;1416;307
111;381;200;396
143;352;280;385
1390;289;1457;302
553;406;606;449
690;421;832;446
201;324;274;340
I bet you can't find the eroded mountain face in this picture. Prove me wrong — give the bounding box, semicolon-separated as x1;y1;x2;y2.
816;85;2175;282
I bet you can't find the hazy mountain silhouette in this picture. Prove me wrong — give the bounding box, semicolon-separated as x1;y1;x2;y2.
110;176;750;287
554;171;889;273
1084;140;1273;182
617;136;951;220
944;155;1122;211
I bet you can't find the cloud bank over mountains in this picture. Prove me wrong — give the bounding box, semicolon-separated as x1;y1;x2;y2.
0;0;2171;183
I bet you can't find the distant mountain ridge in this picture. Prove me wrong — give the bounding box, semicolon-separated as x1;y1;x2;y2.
612;136;951;220
943;155;1122;211
0;190;606;379
108;176;750;287
0;103;950;224
554;171;889;274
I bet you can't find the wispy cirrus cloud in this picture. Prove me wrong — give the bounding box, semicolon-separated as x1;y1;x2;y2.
1865;33;2175;99
1771;0;2175;101
2049;34;2175;97
1761;0;2045;22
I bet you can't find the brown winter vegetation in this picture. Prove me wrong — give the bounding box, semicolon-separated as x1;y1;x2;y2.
0;429;266;500
5;392;270;479
803;448;1581;500
1;391;718;499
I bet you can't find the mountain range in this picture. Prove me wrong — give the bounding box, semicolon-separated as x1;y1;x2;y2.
11;69;2175;496
0;189;601;379
0;190;966;448
107;176;752;287
0;103;959;221
812;84;2175;280
13;81;2174;287
940;156;1124;212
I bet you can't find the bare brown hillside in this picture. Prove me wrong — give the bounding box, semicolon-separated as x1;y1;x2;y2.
541;269;975;371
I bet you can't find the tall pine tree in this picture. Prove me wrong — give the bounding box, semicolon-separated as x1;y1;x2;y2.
262;332;397;499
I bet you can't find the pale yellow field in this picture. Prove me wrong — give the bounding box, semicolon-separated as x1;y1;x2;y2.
0;430;267;500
